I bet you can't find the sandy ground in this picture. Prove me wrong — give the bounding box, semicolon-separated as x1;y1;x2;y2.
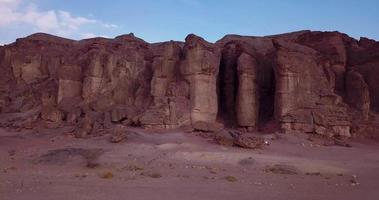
1;127;379;200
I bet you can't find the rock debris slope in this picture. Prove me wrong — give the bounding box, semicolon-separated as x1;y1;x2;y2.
0;31;378;138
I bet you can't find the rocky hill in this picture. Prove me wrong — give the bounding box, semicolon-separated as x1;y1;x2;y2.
0;31;378;138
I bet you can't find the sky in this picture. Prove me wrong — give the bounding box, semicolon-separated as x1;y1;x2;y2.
0;0;378;45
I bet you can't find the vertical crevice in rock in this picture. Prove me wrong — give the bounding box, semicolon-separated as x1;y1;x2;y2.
216;39;277;131
351;65;379;113
256;54;277;129
345;70;370;120
217;43;238;127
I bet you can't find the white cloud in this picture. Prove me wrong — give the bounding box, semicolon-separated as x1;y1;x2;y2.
58;11;96;30
101;23;118;28
81;33;97;38
0;0;20;8
0;0;118;40
0;0;22;26
81;33;110;39
21;6;60;32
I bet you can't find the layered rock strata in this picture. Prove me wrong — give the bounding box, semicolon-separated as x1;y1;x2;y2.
1;31;378;138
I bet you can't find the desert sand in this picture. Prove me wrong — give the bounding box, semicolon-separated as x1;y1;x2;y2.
1;127;378;200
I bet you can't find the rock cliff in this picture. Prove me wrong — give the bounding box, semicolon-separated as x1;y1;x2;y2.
1;31;378;138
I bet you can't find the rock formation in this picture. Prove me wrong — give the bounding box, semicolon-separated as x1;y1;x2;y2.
1;30;379;138
181;34;220;125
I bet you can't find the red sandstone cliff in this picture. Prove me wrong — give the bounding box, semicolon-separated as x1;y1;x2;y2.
0;31;378;138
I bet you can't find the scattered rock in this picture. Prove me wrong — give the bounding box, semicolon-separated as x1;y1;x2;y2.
110;131;128;143
2;166;17;173
224;176;238;182
193;121;224;132
214;130;235;146
333;137;352;147
305;172;321;176
86;160;100;169
75;118;93;138
8;150;16;156
110;129;139;143
74;173;88;178
213;130;266;149
35;148;103;167
206;166;218;174
350;174;360;186
264;164;299;175
124;164;144;171
238;157;256;166
308;134;352;148
101;171;114;179
230;131;265;149
141;171;162;178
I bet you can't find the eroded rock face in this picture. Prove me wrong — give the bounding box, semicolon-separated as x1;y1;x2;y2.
273;40;320;127
295;31;349;94
58;65;82;103
1;31;379;138
273;39;352;136
181;34;221;124
345;71;370;120
140;41;190;128
236;53;259;128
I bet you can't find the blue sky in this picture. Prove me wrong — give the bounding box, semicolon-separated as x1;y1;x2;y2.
0;0;378;44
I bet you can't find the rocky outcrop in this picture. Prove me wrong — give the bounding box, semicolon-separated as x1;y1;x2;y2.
236;53;259;129
140;41;190;128
1;31;379;138
273;40;320;132
181;34;221;125
273;39;351;136
295;31;349;94
58;65;82;103
345;71;370;120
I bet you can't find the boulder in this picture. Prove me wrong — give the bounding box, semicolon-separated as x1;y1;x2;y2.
192;121;224;132
228;131;265;149
75;117;93;138
41;106;63;123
